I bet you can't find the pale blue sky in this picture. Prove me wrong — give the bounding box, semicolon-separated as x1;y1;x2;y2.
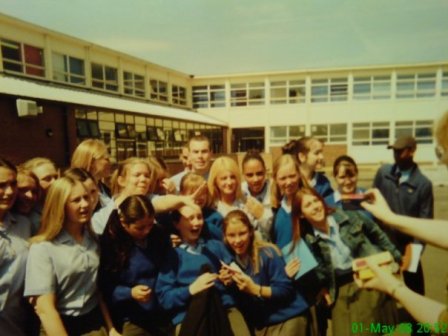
1;0;447;75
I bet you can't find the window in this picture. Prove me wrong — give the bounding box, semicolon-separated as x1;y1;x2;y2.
210;85;226;107
353;75;391;100
193;86;208;108
442;71;448;97
192;84;226;108
52;53;85;85
396;72;436;99
395;120;433;144
248;82;265;105
76;120;100;138
172;85;187;106
123;71;145;97
231;83;247;106
311;77;348;102
352;122;390;146
311;123;347;143
150;79;168;102
115;123;136;139
269;125;306;145
231;82;265;106
270;79;306;104
270;126;287;145
91;63;118;91
1;39;45;77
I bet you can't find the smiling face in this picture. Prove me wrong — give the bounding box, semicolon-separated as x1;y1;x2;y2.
64;182;91;227
243;159;266;196
299;139;324;171
300;193;326;227
0;167;17;218
224;218;251;258
216;170;237;199
334;164;358;195
122;215;154;242
189;140;211;174
275;161;300;199
175;206;204;245
119;163;151;196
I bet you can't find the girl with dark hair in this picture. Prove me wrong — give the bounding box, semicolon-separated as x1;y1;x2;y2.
325;155;372;217
241;150;273;241
222;210;310;335
99;195;172;335
0;158;33;335
290;187;401;335
156;205;251;336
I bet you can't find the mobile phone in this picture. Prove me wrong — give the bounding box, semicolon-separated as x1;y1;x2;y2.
340;194;367;211
220;260;242;274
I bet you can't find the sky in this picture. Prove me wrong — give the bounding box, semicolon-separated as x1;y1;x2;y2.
1;0;447;76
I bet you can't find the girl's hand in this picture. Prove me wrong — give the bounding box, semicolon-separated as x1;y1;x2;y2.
354;258;403;296
218;267;233;286
184;182;207;209
131;285;151;303
361;188;394;222
285;257;301;278
232;272;257;295
245;196;264;219
160;178;176;194
189;272;218;295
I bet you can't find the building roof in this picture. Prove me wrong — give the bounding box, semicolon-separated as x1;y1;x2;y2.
0;75;227;126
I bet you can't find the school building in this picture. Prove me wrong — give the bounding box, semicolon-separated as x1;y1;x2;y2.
1;12;447;171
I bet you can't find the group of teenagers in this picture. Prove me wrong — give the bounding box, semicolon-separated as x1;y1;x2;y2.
0;118;446;336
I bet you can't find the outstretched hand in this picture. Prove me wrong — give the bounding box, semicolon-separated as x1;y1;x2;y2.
354;258;403;296
361;188;394;222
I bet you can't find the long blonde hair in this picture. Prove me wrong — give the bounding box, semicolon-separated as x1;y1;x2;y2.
223;209;280;275
71;139;109;178
208;156;243;204
31;176;90;243
270;154;308;209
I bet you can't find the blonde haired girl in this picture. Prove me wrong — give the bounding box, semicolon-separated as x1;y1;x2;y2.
25;176;117;335
222;210;309;335
71;139;112;208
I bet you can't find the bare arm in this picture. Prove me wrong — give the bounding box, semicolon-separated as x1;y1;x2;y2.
362;188;448;250
33;294;68;336
355;260;445;328
151;182;206;213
